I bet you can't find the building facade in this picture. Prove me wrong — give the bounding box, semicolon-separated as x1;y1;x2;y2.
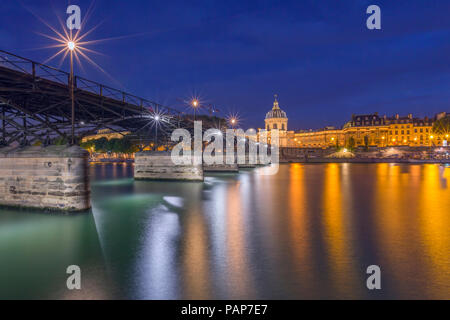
261;95;295;147
293;113;442;148
81;129;130;143
258;96;448;148
265;95;288;131
292;113;448;148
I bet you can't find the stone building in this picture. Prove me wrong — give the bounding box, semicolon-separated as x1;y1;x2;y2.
260;95;295;147
293;112;439;148
81;129;130;143
265;94;288;131
256;96;446;148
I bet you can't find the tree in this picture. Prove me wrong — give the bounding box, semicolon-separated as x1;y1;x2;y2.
53;136;68;145
114;137;137;154
363;135;369;151
80;139;95;151
104;138;119;153
346;137;356;150
94;137;108;152
80;136;138;155
432;116;450;136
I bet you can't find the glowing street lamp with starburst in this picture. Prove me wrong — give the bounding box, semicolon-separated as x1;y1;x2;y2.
32;10;111;144
227;113;240;129
25;3;143;144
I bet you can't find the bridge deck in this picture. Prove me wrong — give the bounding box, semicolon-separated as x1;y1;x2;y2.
0;50;184;145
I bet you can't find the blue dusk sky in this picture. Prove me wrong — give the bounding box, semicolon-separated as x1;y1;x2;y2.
1;0;449;130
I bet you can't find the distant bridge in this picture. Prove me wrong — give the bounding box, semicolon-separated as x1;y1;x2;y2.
0;50;221;147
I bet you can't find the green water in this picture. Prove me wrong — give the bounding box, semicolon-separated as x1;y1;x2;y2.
0;163;449;299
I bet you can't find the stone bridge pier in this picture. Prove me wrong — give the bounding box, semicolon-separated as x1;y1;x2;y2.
0;145;90;212
134;151;204;181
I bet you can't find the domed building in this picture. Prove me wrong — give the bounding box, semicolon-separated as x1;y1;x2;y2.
265;94;288;131
260;94;295;148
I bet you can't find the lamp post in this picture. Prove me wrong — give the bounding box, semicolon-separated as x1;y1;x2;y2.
429;135;434;159
154;115;160;151
191;99;199;121
68;41;76;145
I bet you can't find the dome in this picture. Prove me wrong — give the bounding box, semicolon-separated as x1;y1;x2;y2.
266;108;287;119
265;95;287;119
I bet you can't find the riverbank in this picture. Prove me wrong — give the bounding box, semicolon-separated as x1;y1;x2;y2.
281;158;450;164
280;146;450;164
89;157;450;165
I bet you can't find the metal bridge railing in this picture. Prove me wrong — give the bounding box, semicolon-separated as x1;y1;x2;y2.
0;49;181;116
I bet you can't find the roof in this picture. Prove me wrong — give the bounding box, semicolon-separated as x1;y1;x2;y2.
265;95;287;119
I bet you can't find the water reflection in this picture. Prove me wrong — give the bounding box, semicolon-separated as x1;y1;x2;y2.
374;164;450;299
0;209;110;299
182;206;212;299
0;163;449;299
322;164;361;298
287;164;318;296
418;165;450;298
139;205;180;299
225;180;254;299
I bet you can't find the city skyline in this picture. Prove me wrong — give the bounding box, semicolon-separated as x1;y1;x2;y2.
1;0;449;129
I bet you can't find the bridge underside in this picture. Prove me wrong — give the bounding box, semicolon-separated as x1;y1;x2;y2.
0;50;199;147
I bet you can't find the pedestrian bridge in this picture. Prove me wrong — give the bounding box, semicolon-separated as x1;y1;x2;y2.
0;49;199;147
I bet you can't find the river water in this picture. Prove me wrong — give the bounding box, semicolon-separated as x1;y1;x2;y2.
0;163;449;299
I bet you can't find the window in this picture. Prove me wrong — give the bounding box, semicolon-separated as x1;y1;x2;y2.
282;124;285;130
273;124;277;129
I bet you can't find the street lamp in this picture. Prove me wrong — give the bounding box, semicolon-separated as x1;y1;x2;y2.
153;114;161;151
68;41;75;51
37;13;117;145
191;99;199;121
227;114;239;130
